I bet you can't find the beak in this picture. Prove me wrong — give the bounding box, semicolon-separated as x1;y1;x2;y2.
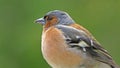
35;17;45;25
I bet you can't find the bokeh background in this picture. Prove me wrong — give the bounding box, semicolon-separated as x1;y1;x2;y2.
0;0;120;68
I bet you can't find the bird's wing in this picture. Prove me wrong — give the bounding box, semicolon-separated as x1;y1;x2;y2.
56;25;116;68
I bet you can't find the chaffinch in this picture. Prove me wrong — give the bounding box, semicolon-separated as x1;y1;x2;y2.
35;10;119;68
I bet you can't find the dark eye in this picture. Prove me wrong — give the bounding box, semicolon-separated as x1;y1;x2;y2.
44;15;47;19
44;15;53;20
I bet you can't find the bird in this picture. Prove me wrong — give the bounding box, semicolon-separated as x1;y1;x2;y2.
35;10;119;68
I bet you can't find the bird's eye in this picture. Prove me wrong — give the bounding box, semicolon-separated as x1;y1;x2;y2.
44;15;47;19
44;15;53;20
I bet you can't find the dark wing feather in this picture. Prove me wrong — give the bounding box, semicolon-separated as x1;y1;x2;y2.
56;25;117;68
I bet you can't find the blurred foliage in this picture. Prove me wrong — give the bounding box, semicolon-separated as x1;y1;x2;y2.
0;0;120;68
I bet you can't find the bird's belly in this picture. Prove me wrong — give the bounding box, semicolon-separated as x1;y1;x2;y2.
42;43;111;68
42;41;82;68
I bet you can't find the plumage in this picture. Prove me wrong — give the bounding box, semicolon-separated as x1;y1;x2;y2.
35;10;119;68
56;24;116;68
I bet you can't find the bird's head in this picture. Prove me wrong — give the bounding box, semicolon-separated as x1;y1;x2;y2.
35;10;75;28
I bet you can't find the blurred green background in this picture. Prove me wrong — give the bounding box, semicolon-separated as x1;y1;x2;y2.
0;0;120;68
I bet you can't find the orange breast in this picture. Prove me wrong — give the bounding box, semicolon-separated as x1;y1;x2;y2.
41;26;82;68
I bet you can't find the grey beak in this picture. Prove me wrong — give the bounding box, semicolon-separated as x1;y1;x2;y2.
35;17;45;25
